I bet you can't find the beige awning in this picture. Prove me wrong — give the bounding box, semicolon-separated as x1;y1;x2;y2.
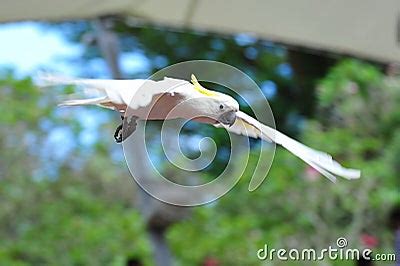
1;0;399;63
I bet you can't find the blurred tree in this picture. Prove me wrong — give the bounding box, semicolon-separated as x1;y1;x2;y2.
0;70;152;265
52;17;307;135
50;17;337;178
166;60;400;265
1;18;398;266
287;50;335;117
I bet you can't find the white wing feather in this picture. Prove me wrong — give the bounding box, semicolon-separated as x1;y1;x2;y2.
38;74;190;110
41;74;360;182
216;111;361;182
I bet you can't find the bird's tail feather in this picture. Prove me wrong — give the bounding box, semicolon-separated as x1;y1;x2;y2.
37;73;111;107
58;96;108;107
37;73;105;88
261;125;361;182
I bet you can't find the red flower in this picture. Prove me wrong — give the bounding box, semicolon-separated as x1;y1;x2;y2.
304;166;320;181
203;257;219;266
361;234;378;248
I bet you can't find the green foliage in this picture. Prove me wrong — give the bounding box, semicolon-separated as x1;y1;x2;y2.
0;69;52;125
1;28;398;265
0;73;152;265
317;59;383;108
167;60;399;265
0;178;150;265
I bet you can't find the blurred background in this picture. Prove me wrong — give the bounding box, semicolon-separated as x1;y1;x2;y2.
0;1;399;265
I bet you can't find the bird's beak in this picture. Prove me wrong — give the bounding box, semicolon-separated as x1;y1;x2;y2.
218;111;236;127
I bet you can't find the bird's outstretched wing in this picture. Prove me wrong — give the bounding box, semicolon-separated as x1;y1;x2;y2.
215;111;361;182
38;74;191;111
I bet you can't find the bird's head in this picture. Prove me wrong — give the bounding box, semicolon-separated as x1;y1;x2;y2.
190;74;239;127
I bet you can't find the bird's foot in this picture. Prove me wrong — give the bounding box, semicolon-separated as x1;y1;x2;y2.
114;123;124;143
114;116;138;143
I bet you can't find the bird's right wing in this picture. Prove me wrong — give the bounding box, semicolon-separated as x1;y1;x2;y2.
215;111;361;182
38;74;191;111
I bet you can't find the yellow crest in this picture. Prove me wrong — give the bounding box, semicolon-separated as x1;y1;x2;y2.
191;74;217;97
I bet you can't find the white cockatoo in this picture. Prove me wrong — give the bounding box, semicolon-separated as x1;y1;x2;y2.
41;74;360;182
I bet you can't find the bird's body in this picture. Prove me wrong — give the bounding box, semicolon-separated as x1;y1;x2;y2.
40;74;360;183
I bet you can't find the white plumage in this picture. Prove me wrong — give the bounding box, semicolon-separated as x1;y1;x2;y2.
40;74;361;182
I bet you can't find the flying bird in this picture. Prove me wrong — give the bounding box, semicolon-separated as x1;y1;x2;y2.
41;74;361;183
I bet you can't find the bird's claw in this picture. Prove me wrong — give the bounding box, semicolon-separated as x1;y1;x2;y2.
114;123;124;143
114;116;138;143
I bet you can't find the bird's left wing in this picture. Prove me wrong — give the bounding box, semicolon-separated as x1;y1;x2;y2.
215;111;361;182
215;110;271;141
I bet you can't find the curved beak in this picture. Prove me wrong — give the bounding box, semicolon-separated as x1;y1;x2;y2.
218;111;237;127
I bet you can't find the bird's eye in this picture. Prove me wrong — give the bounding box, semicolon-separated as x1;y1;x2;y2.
219;104;224;110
